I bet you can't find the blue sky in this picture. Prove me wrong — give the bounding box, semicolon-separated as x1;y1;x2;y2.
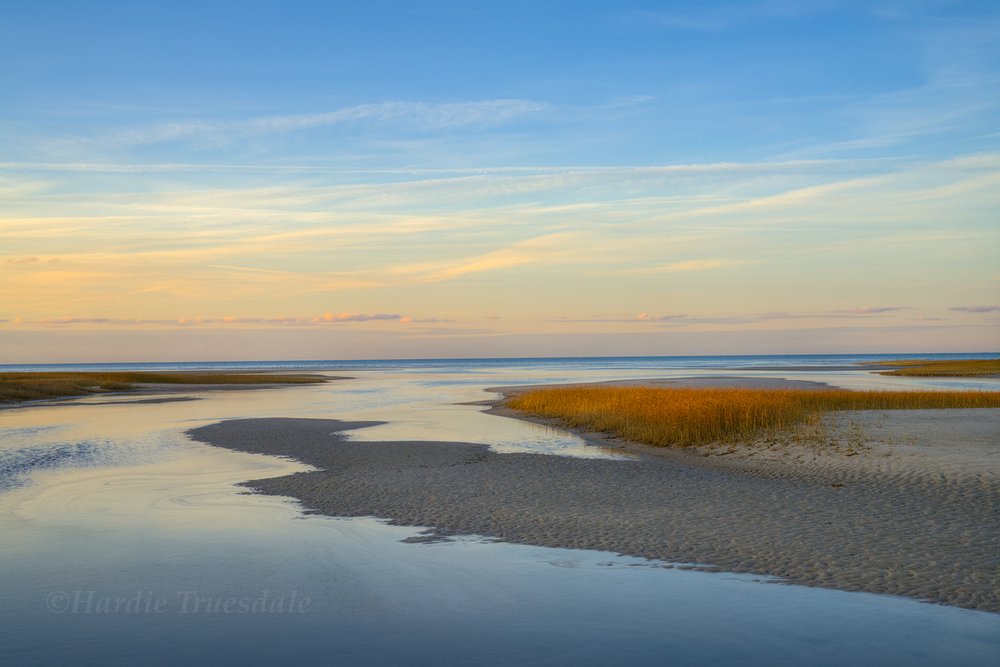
1;1;998;360
6;0;998;167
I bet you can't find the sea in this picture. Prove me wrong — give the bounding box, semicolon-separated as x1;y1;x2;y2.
2;351;995;373
1;354;998;665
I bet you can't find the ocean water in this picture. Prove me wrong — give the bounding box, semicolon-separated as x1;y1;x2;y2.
1;351;995;373
1;357;998;665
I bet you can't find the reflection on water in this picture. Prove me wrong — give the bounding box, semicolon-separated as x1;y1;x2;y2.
327;372;628;458
0;439;115;492
5;512;1000;666
1;362;999;665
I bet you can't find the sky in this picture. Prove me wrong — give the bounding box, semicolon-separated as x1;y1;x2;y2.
1;0;998;362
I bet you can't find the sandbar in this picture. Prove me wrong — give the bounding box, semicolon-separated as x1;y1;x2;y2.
186;378;1000;612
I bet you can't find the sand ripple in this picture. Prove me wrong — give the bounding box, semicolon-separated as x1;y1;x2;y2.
188;410;1000;613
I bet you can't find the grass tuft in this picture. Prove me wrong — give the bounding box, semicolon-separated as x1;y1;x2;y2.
507;386;1000;448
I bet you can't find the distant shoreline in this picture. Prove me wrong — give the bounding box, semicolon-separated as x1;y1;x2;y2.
4;352;997;373
0;371;346;407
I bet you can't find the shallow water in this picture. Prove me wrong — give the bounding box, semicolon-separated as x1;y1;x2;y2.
1;360;999;665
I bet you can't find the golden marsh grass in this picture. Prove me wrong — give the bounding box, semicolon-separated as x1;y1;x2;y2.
873;358;1000;377
0;372;326;403
507;386;1000;448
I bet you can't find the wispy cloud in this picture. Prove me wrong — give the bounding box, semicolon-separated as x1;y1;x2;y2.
781;19;1000;158
106;99;549;147
553;307;919;327
0;157;864;176
835;306;907;315
314;312;400;323
389;232;592;283
31;317;179;326
951;305;1000;313
3;151;996;334
13;312;418;327
635;313;689;322
649;259;753;273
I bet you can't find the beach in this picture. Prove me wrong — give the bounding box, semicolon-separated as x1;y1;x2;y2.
4;359;999;665
188;376;1000;612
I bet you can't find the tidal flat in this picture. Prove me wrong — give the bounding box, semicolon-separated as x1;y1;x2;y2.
2;359;999;665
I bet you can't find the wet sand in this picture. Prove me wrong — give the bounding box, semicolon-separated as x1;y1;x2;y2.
188;385;1000;614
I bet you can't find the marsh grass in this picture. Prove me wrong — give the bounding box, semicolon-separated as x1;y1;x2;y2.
507;386;1000;449
874;358;1000;377
0;372;326;403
